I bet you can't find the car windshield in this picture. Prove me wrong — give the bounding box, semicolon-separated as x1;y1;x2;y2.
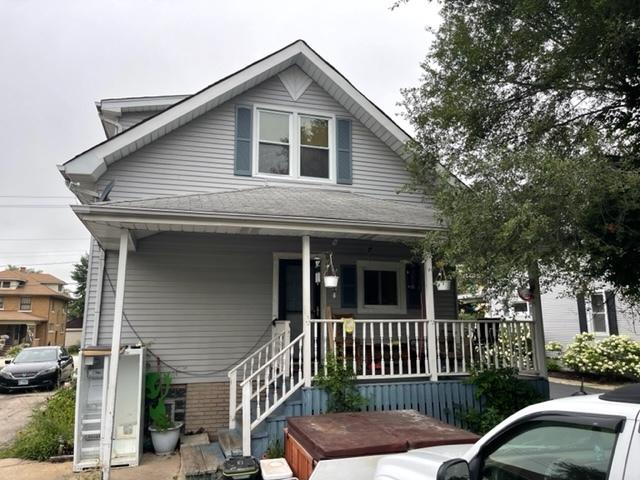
13;348;58;363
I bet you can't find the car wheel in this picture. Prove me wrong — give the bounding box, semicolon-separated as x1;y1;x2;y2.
50;373;61;391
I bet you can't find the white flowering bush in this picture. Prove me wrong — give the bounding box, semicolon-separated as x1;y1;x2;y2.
545;341;563;353
562;333;640;379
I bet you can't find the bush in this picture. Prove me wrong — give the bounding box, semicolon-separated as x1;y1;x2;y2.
0;386;76;460
67;343;80;355
563;333;640;379
545;341;563;354
314;353;366;413
462;368;542;435
6;343;28;358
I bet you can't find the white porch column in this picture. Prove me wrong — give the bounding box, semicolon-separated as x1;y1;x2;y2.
424;254;438;381
302;235;312;387
101;229;129;480
529;269;548;378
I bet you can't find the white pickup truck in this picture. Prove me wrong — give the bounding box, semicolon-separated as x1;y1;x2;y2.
309;384;640;480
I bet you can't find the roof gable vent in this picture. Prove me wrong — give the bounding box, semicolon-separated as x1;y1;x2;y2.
278;66;313;101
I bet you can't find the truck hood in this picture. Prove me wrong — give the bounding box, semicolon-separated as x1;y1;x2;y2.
374;444;473;480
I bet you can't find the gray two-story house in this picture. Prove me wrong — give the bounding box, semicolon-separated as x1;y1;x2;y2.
59;41;545;464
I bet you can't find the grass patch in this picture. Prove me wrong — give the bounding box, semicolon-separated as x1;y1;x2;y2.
0;386;75;460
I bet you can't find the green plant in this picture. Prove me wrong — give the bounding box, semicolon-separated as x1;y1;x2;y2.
6;343;28;358
462;368;542;435
263;439;284;459
145;371;173;430
314;353;366;413
67;343;80;355
545;341;564;354
563;333;640;379
0;385;75;460
546;357;562;372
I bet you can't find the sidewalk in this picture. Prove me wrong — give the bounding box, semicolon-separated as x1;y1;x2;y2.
0;453;180;480
548;375;623;399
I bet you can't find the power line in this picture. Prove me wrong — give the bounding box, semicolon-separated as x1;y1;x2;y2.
0;251;87;255
0;260;78;266
0;195;75;199
0;205;72;208
0;238;88;241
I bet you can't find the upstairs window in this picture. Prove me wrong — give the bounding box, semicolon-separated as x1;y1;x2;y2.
1;281;10;288
255;106;333;181
19;296;32;311
0;297;3;309
258;110;290;175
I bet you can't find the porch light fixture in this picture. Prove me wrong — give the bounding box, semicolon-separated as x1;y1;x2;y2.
518;286;535;302
323;252;339;289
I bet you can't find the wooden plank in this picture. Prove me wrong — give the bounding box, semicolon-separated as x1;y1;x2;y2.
181;445;206;476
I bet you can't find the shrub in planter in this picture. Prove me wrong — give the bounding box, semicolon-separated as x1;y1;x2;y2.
562;333;640;380
146;372;182;455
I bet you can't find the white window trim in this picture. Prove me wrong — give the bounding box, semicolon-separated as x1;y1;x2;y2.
356;260;407;315
19;296;32;312
587;290;610;336
252;103;336;183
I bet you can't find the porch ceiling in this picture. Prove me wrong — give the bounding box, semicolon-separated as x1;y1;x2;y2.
72;187;444;250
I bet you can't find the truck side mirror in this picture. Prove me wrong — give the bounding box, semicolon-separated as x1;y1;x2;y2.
437;459;471;480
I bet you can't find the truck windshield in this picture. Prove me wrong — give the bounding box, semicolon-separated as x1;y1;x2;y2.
14;348;58;363
481;419;618;480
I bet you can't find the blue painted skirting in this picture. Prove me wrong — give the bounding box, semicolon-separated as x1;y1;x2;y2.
253;377;549;458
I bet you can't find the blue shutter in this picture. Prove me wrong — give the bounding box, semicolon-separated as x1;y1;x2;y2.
341;265;357;308
235;105;252;176
336;118;352;185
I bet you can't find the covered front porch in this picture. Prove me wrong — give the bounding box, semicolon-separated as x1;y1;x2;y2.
73;187;546;461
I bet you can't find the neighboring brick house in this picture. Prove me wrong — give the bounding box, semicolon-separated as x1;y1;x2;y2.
0;268;71;350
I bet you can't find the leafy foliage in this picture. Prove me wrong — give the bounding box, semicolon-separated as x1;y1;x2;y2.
314;353;366;413
562;333;640;379
0;386;75;460
68;254;88;321
4;265;42;273
263;439;284;459
463;368;542;434
67;343;80;355
6;343;28;358
145;372;174;430
402;0;640;303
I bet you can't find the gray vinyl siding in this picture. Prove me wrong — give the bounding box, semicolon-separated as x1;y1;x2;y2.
541;287;640;345
94;233;428;383
96;66;425;204
82;239;103;346
118;112;156;131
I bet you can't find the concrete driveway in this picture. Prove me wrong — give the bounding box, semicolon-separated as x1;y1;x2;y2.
0;390;52;448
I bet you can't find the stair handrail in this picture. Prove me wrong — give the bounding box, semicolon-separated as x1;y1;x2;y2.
228;328;289;380
239;332;306;455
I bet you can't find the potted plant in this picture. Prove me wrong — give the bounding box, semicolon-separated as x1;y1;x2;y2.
435;260;452;291
146;371;182;455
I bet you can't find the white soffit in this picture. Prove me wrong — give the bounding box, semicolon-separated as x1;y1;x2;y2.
278;66;313;101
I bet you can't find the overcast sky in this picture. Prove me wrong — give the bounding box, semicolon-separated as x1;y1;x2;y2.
0;0;440;287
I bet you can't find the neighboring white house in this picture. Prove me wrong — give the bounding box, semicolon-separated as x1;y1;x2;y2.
58;41;546;465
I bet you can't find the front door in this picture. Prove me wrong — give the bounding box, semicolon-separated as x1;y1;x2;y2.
278;259;321;341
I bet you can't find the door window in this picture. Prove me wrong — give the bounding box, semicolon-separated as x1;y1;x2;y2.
480;419;618;480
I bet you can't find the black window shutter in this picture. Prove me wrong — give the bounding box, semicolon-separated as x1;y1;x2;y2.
605;291;619;335
336;118;352;185
234;105;252;176
576;294;588;333
341;265;357;308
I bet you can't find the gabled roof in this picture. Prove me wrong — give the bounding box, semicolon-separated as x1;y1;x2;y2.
58;40;413;184
0;270;70;300
0;270;66;285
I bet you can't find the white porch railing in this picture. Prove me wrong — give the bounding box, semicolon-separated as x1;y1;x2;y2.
227;324;289;430
434;319;537;375
238;333;305;455
229;317;538;455
310;319;431;379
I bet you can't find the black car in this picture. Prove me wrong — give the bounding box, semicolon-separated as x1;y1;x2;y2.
0;346;74;392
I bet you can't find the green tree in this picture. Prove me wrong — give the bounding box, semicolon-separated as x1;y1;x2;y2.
402;0;640;301
68;255;88;321
5;265;42;273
